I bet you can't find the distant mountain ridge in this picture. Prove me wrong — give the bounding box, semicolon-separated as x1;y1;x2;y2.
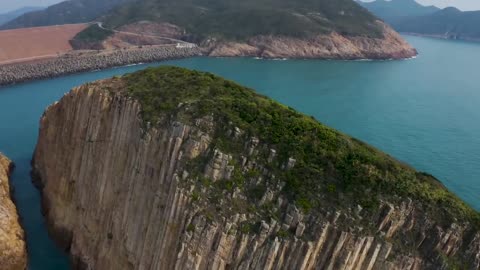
358;0;439;22
360;0;480;41
102;0;385;39
0;6;44;26
0;0;134;30
395;7;480;41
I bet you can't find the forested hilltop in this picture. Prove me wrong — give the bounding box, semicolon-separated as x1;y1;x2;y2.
72;0;417;59
0;0;417;59
101;0;383;39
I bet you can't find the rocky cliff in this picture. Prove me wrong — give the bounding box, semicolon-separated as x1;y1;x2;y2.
33;67;480;270
0;155;27;270
97;21;416;60
203;22;417;60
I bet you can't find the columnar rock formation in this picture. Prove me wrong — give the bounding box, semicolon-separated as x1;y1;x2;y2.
0;155;27;270
33;67;480;269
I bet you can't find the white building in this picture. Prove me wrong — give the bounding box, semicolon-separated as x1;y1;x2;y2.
176;43;197;49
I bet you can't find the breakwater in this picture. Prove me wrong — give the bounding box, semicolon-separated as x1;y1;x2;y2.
0;46;200;86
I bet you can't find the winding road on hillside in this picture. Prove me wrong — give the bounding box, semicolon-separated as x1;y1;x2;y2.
96;22;197;47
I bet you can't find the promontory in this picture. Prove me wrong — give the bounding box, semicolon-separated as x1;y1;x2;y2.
71;0;417;60
33;67;480;269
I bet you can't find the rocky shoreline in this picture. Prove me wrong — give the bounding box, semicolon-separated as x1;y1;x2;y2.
0;155;27;270
203;21;417;60
0;21;418;88
0;46;201;87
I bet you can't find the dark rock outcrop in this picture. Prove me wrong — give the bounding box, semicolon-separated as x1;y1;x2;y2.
0;155;27;270
203;22;417;60
99;21;417;60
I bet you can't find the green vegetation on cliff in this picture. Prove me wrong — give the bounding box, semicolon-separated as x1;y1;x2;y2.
122;66;480;227
98;0;383;41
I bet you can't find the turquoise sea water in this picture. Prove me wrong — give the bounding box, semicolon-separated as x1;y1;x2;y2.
0;35;479;269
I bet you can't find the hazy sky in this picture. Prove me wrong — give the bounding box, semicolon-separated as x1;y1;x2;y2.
1;0;480;13
0;0;63;13
361;0;480;11
416;0;480;10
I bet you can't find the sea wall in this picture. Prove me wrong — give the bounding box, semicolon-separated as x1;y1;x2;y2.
0;46;200;86
32;77;480;270
0;155;27;270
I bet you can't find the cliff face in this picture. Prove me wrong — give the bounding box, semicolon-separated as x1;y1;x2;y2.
203;22;417;60
33;67;480;270
0;155;27;270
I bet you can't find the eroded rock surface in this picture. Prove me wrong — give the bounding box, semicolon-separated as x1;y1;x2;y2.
98;21;416;60
204;22;417;60
0;155;27;270
33;68;480;270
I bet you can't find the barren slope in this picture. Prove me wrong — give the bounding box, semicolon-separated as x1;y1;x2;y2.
0;24;87;65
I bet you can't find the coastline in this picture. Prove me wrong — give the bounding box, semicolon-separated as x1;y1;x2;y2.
0;46;201;87
0;18;418;87
402;32;480;44
0;39;417;87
